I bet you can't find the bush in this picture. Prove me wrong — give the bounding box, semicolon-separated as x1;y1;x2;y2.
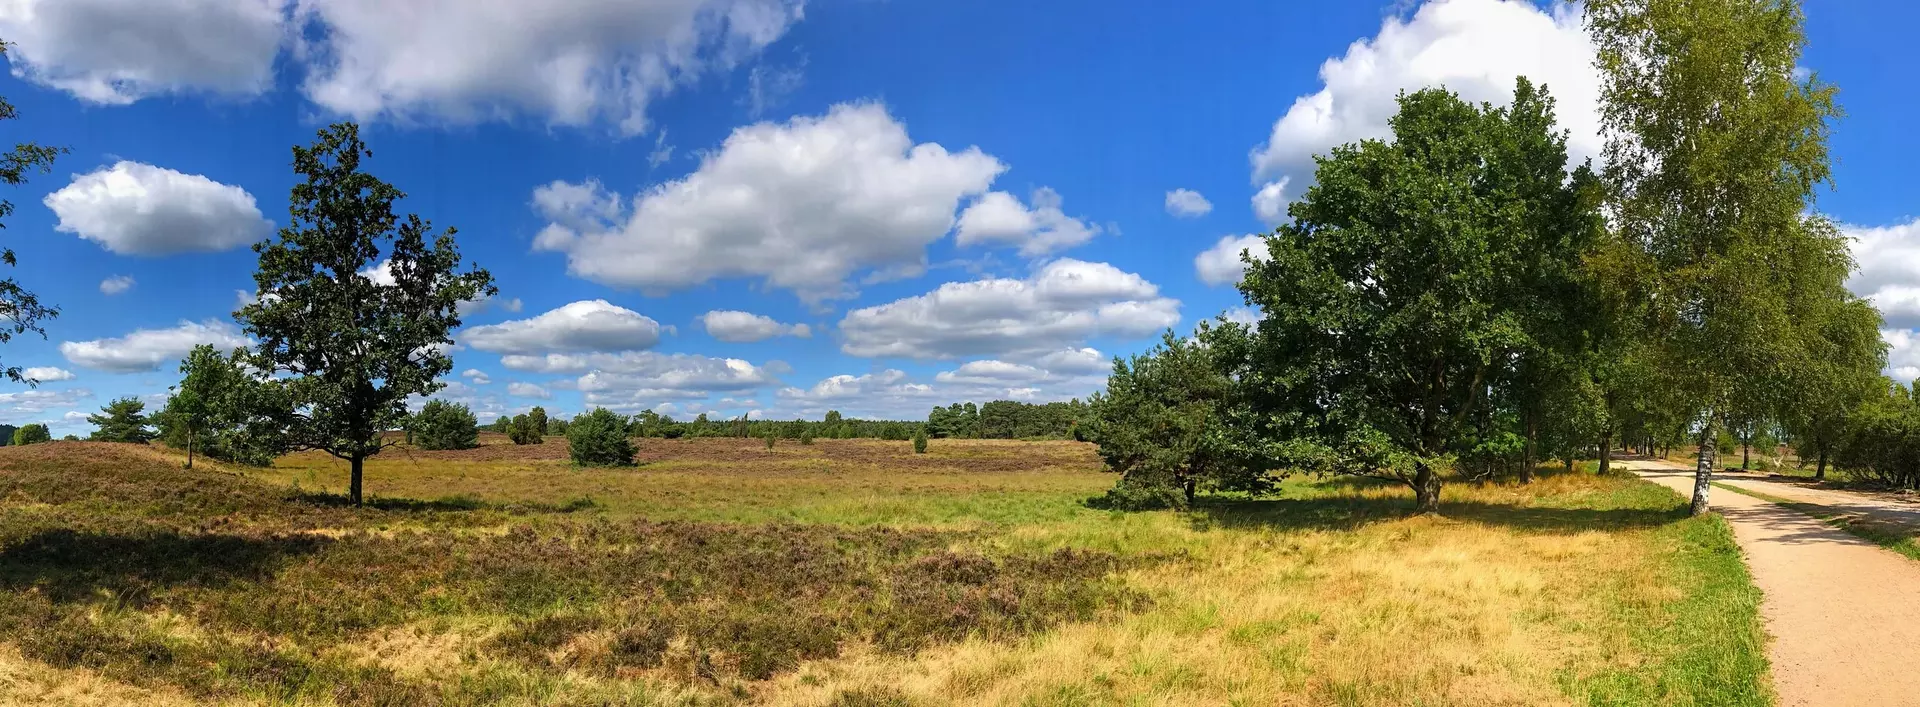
11;424;49;446
507;415;542;445
800;428;815;445
411;400;479;451
764;430;777;452
912;429;927;454
568;408;635;467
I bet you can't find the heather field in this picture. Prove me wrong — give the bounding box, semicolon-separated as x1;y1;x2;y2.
0;438;1765;706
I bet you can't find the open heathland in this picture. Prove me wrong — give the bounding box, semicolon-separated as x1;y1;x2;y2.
0;439;1765;705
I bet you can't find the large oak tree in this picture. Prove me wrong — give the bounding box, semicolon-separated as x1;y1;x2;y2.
1235;80;1597;512
236;123;494;505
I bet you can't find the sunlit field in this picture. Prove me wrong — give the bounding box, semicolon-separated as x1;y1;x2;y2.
0;438;1765;706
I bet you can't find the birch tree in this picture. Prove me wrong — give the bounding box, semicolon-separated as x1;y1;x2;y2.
1588;0;1843;515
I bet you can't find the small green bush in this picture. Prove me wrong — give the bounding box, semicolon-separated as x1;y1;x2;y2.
568;408;635;467
507;414;543;445
912;429;927;454
411;400;479;450
764;430;777;451
11;424;50;446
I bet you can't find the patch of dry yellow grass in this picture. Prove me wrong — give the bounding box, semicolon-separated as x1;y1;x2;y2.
759;474;1676;706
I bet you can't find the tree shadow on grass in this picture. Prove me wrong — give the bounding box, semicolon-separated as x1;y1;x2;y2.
1183;471;1687;535
0;528;330;605
285;490;598;514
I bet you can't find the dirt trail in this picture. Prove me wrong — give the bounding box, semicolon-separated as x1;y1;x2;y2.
1622;459;1920;707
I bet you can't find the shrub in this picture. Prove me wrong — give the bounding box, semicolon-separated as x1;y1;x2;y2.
568;408;635;467
764;430;777;452
411;400;479;451
912;429;927;454
800;428;815;445
527;406;548;434
11;424;49;446
507;414;542;445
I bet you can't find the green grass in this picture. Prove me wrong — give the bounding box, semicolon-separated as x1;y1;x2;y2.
1712;482;1920;562
0;440;1774;705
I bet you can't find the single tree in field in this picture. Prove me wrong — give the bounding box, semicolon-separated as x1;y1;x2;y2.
567;407;634;466
411;399;479;450
1237;82;1596;513
11;423;48;445
528;406;548;434
86;396;154;444
0;41;67;385
1085;325;1274;508
168;344;274;468
912;427;927;454
1589;0;1844;515
236;123;494;506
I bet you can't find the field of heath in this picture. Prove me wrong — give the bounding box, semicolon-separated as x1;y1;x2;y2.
0;437;1767;706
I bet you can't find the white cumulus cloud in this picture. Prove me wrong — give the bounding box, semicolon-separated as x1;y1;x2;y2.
59;320;252;373
297;0;803;134
98;275;135;295
47;161;272;255
1252;178;1290;226
0;388;94;424
460;368;491;385
1164;188;1212;217
839;259;1180;359
506;381;551;399
462;300;661;355
1250;0;1598;196
1195;234;1271;287
1846;219;1920;329
700;310;810;343
0;0;286;104
532;103;1006;303
955;187;1100;256
22;366;75;383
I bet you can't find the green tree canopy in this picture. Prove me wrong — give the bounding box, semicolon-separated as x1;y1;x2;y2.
11;423;47;445
411;400;479;451
86;396;154;444
1234;81;1597;512
568;408;635;467
1589;0;1845;514
234;123;494;505
1085;325;1275;509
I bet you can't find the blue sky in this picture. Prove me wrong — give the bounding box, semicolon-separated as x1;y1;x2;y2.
5;0;1918;436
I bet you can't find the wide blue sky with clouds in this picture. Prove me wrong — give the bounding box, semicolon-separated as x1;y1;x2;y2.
5;0;1919;436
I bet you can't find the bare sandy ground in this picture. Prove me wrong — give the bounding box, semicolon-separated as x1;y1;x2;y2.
1623;459;1920;707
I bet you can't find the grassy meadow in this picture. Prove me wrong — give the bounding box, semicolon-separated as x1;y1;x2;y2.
0;437;1766;706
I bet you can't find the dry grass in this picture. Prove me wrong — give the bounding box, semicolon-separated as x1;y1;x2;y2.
0;440;1765;705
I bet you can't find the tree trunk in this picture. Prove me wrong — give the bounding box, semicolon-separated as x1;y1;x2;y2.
1598;429;1613;476
1816;448;1827;480
1411;463;1441;513
350;455;365;507
1690;421;1716;517
1521;414;1537;484
185;423;195;470
1741;440;1750;470
1182;477;1196;504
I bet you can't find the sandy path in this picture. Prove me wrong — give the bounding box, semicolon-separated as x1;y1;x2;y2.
1622;459;1920;707
1713;473;1920;528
